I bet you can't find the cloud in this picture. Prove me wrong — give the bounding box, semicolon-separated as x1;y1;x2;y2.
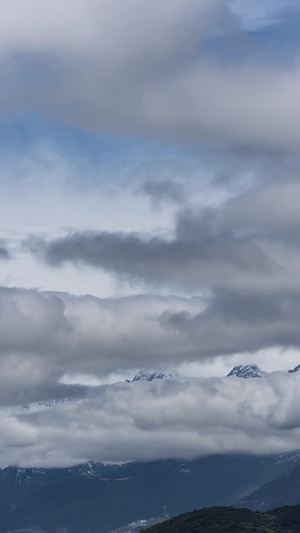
28;168;300;295
0;1;299;151
0;287;207;406
26;203;284;296
23;171;300;365
2;373;300;467
222;177;300;239
137;179;186;206
0;283;300;412
0;0;300;468
161;289;300;357
27;221;272;293
0;242;10;261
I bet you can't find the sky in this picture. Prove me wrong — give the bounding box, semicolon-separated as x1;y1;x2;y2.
1;0;300;465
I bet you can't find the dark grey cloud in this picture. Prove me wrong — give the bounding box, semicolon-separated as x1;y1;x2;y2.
161;289;300;357
27;216;272;292
28;170;300;294
0;242;11;261
223;177;300;240
24;171;300;368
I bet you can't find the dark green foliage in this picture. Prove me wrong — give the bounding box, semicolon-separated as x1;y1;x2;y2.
143;505;300;533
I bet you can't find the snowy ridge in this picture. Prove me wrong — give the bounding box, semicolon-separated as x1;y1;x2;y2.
227;365;265;379
21;398;71;411
131;369;179;382
11;363;300;419
288;364;300;374
227;363;300;378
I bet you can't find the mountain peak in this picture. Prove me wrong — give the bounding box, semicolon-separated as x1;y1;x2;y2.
288;364;300;374
131;369;179;382
227;364;264;379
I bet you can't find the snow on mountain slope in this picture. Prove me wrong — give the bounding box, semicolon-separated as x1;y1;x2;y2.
10;363;300;420
288;364;300;374
131;369;179;382
227;365;265;379
21;398;71;411
227;363;300;379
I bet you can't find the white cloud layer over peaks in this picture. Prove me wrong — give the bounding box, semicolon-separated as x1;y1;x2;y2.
3;373;300;467
0;0;300;151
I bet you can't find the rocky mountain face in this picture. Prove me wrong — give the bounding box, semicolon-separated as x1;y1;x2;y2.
131;369;179;382
226;363;300;378
288;364;300;373
226;365;264;378
236;460;300;511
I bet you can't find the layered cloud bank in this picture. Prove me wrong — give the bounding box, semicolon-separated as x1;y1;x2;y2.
1;284;300;411
0;284;299;467
2;373;300;467
25;171;300;363
0;288;204;405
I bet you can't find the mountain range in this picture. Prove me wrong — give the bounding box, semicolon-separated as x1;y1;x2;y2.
226;363;300;378
130;369;180;382
226;365;265;378
237;463;300;511
1;452;300;532
2;367;300;531
132;365;300;381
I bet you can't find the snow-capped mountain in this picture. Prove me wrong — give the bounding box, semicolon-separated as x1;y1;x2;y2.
227;363;300;379
131;369;179;382
227;365;264;379
21;397;71;411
